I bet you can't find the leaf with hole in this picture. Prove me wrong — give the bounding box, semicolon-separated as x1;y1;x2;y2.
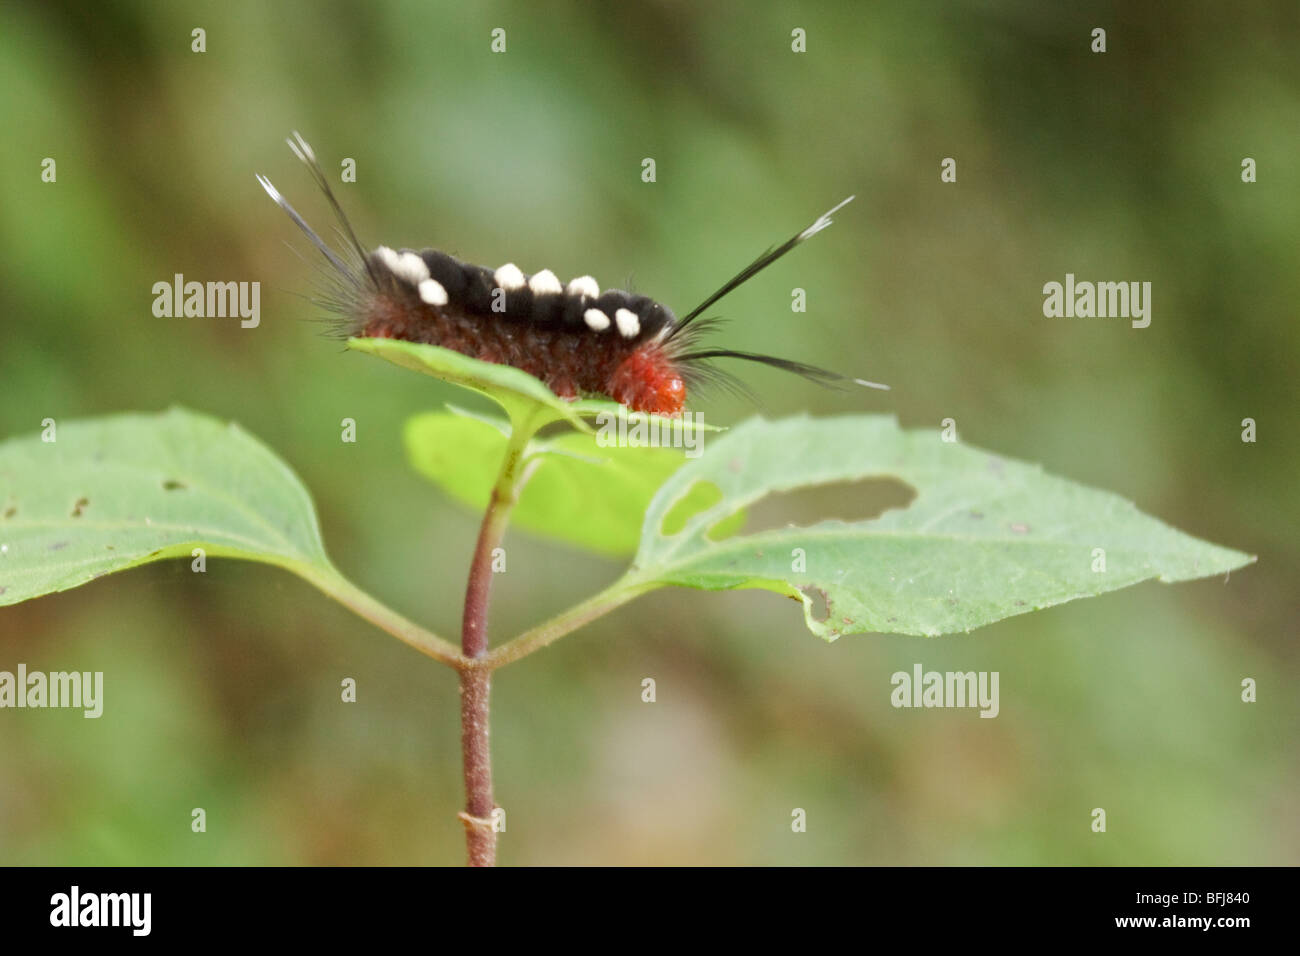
627;415;1255;638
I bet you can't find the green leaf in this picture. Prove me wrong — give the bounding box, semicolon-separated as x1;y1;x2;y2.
349;337;595;434
349;336;725;441
630;415;1256;638
404;408;717;556
0;407;334;605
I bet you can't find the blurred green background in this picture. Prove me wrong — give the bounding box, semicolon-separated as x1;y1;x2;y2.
1;0;1295;865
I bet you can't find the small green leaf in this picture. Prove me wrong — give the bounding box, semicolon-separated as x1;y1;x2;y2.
630;415;1256;638
0;408;334;605
349;336;726;442
405;409;713;556
349;337;593;433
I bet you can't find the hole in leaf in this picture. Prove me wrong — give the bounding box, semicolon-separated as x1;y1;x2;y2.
800;586;831;622
705;509;746;542
660;481;723;536
162;479;187;491
740;478;915;534
71;497;89;518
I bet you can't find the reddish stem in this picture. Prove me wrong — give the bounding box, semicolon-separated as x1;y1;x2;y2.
457;436;529;866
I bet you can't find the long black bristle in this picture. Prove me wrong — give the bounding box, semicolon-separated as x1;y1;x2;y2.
679;349;889;391
257;132;376;287
284;131;377;285
669;196;855;337
256;172;354;279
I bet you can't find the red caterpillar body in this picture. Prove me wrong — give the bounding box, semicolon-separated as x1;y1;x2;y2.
258;133;886;414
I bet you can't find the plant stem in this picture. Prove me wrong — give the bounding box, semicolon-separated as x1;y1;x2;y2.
457;667;495;865
301;565;464;667
481;575;658;670
457;417;536;866
303;409;665;864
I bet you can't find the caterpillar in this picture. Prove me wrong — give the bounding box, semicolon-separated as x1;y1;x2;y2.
257;132;887;415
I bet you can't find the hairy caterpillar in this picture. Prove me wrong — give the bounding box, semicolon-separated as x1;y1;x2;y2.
257;133;887;415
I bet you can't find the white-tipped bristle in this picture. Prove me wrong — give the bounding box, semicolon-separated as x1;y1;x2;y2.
853;377;890;391
289;130;316;163
256;174;283;203
826;195;855;216
799;195;856;242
